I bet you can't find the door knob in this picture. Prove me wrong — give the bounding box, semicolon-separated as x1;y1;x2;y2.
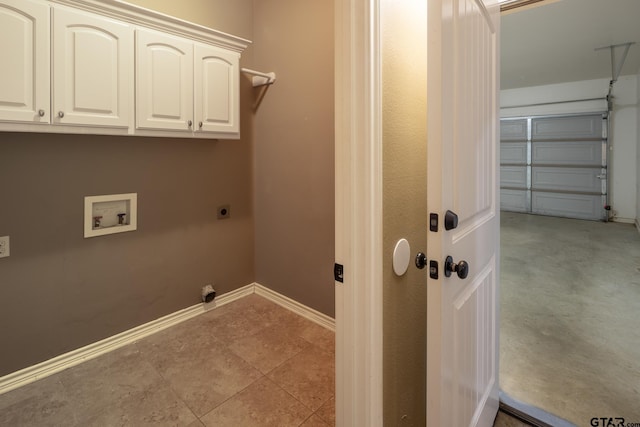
444;255;469;279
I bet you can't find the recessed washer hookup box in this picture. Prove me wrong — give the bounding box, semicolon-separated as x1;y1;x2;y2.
84;193;137;238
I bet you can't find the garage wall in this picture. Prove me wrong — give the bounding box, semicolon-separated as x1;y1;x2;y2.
501;76;638;222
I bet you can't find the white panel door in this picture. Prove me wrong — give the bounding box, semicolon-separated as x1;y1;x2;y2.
194;44;239;135
53;7;132;127
136;29;193;131
427;0;500;426
0;0;50;123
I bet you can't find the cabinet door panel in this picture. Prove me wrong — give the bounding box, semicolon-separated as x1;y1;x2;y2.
195;44;239;134
53;7;132;127
0;0;49;123
136;29;193;131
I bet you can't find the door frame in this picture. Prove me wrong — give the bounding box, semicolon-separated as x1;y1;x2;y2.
335;0;502;425
334;0;384;425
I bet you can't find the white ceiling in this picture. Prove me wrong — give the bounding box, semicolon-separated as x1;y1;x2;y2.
501;0;640;89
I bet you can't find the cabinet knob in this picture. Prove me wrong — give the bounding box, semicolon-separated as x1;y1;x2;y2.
188;120;193;127
58;111;65;118
199;121;203;128
38;109;45;117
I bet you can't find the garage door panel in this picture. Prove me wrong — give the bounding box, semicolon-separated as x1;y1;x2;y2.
501;142;527;164
501;166;527;188
501;119;527;141
500;114;607;221
532;167;602;193
501;189;528;212
532;141;602;166
532;115;602;140
531;191;603;220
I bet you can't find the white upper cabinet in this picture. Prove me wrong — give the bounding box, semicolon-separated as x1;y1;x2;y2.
136;28;194;132
0;0;50;123
52;7;133;127
194;44;240;135
0;0;249;137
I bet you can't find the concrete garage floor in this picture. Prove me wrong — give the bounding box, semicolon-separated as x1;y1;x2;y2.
500;212;640;426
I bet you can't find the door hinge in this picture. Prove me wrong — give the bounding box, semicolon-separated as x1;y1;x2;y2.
334;263;344;283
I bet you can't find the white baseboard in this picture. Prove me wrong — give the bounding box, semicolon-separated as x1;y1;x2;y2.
612;217;636;224
253;282;336;332
0;283;335;396
0;283;254;396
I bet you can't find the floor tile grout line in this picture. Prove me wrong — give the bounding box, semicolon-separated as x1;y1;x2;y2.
261;375;323;418
63;348;182;426
134;346;202;425
313;398;335;426
133;335;210;421
262;342;313;376
223;320;314;376
297;411;322;427
263;363;334;417
197;373;269;420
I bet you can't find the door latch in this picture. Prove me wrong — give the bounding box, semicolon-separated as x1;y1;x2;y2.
415;253;438;279
334;263;344;283
429;260;438;279
429;213;438;232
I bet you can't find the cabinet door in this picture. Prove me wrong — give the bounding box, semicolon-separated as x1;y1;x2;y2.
0;0;50;123
136;29;193;131
53;7;132;127
194;44;239;135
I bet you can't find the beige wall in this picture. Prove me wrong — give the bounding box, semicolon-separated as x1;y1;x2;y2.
252;0;335;316
381;0;428;424
0;0;254;376
127;0;253;40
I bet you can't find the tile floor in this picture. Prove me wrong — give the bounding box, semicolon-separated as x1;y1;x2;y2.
0;292;528;426
0;294;335;427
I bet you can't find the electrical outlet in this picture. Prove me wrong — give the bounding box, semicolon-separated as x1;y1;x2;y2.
217;204;231;219
0;236;10;258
